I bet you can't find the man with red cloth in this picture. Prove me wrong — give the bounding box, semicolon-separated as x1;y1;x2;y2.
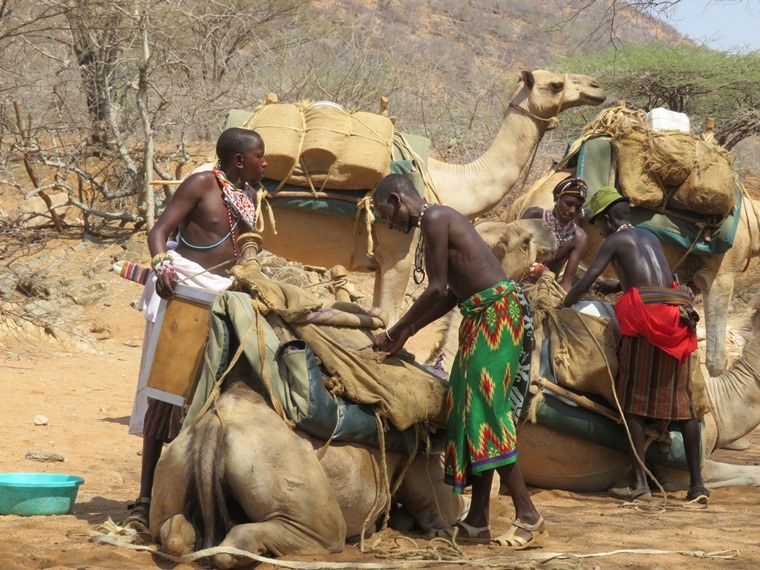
562;186;708;505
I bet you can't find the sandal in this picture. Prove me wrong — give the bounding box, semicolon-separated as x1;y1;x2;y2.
686;484;710;507
493;516;548;550
122;496;151;531
609;485;653;502
429;520;491;544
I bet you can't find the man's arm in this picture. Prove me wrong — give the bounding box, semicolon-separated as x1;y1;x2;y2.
374;206;456;354
147;173;206;298
562;236;617;307
558;227;589;292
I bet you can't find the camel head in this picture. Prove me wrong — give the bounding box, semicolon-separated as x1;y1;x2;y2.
476;218;558;279
511;70;606;121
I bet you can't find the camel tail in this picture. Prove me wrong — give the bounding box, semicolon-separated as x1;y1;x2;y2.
192;410;230;549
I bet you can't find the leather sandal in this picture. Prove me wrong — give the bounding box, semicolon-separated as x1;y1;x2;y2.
493;516;548;550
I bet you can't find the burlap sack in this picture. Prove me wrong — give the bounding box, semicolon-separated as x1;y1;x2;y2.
670;140;737;216
249;104;303;182
545;309;619;404
614;133;665;209
644;131;697;187
246;102;395;191
300;103;352;178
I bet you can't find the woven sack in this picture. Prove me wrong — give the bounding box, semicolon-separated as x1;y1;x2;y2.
615;133;664;209
545;309;619;404
670;140;736;216
249;104;303;183
644;131;696;187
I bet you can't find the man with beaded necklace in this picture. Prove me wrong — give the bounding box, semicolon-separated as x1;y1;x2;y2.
124;127;266;529
521;176;589;292
371;173;547;549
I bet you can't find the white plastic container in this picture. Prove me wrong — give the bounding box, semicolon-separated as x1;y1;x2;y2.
645;108;691;132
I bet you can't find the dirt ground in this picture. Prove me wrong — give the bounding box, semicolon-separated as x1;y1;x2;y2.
2;230;760;570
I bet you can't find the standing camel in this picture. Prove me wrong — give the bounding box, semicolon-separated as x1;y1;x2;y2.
252;70;605;322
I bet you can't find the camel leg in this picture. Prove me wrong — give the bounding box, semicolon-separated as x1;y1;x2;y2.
702;459;760;487
159;514;196;557
213;521;335;569
394;455;467;531
695;268;733;376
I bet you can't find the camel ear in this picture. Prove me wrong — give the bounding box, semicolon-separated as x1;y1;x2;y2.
521;70;534;89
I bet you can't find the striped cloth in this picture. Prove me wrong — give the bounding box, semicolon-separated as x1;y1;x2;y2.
617;335;695;420
615;284;698;420
443;280;533;494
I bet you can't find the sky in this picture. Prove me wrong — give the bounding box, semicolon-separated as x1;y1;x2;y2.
665;0;760;52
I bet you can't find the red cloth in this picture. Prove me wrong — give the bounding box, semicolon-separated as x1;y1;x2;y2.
614;286;698;363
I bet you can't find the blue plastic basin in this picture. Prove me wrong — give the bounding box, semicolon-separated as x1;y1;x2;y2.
0;473;85;516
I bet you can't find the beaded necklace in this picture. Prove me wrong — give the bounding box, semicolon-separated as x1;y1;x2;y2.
413;202;433;285
213;167;258;262
544;209;576;248
616;223;635;232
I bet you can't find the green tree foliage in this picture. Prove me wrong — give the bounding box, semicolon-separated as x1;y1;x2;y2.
560;43;760;149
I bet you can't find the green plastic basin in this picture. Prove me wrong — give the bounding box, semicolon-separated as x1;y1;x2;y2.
0;473;84;516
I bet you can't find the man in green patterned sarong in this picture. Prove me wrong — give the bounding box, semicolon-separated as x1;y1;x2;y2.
371;174;547;549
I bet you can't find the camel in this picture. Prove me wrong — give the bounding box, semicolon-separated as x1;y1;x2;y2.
150;366;465;569
248;70;605;323
506;173;760;376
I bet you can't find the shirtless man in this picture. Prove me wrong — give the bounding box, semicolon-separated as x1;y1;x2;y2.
563;186;707;505
371;174;547;549
521;176;589;292
125;127;266;528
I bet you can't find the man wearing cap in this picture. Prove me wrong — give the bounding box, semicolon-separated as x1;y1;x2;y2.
562;186;708;505
521;176;589;292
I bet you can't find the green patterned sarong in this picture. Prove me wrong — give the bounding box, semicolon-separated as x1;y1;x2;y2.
443;280;529;494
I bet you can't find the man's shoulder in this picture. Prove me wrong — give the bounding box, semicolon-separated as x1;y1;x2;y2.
177;170;216;194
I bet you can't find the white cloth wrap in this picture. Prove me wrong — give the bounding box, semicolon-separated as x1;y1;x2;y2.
129;249;232;437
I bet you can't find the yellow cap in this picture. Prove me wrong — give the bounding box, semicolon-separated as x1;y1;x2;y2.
587;186;629;221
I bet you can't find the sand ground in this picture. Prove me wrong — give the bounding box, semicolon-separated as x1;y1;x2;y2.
1;231;760;570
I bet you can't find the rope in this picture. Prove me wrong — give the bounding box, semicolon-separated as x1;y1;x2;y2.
89;532;740;568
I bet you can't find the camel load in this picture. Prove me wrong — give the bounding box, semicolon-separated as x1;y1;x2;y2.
226;101;425;193
568;105;740;221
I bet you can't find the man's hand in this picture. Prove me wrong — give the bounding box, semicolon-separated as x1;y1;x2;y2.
155;271;179;299
372;326;413;356
591;278;620;295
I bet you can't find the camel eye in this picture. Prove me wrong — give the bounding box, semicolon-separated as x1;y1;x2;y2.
550;81;564;93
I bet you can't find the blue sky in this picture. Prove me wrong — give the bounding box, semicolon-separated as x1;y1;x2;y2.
665;0;760;52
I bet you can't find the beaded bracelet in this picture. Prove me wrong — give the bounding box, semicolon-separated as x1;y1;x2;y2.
385;330;394;342
151;253;175;276
529;262;544;279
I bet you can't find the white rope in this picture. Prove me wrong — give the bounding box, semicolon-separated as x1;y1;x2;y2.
90;533;740;568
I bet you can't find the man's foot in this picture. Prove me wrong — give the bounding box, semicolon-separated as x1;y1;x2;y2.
686;484;710;507
429;520;491;544
123;496;151;531
493;516;548;550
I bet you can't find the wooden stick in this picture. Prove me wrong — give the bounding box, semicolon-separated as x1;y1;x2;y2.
532;377;621;423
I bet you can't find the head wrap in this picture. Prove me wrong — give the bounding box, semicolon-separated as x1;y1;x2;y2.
553;177;588;203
